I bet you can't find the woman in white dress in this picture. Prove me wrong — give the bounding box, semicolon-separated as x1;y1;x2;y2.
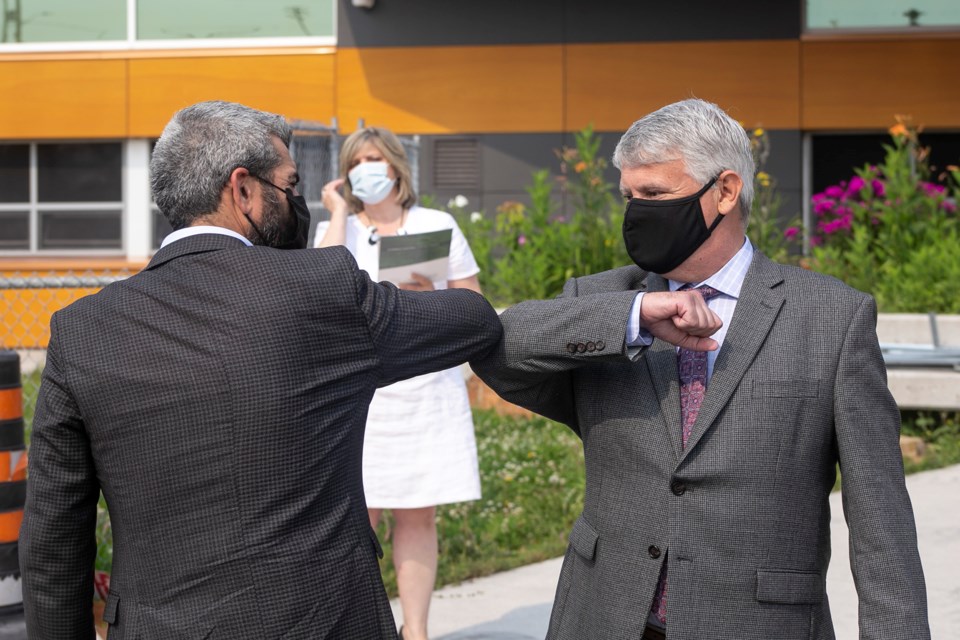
316;127;482;640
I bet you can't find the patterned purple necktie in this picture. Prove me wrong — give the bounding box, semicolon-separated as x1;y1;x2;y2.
651;284;721;625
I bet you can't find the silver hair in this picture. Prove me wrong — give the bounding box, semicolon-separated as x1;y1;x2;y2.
612;98;755;223
151;100;292;229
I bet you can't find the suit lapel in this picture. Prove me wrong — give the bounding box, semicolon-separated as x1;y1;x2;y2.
680;252;785;460
640;274;684;461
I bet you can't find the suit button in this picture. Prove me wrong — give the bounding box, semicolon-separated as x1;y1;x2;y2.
670;480;687;496
596;340;605;351
576;343;587;353
566;343;577;354
586;341;596;352
648;545;661;559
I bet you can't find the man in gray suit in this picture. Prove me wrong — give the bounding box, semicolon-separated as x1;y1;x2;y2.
20;101;501;639
473;99;928;639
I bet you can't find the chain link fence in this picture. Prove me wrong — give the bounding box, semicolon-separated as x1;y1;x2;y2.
1;272;131;428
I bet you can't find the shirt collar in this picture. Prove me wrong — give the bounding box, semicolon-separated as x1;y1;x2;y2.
160;225;253;249
668;236;754;299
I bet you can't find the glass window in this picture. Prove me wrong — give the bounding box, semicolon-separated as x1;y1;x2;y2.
807;0;960;29
40;210;122;249
0;211;29;249
1;0;126;43
137;0;335;40
0;142;123;253
0;144;29;203
38;143;122;202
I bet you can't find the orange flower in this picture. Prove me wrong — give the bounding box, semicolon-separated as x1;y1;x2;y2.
574;161;588;173
889;123;909;138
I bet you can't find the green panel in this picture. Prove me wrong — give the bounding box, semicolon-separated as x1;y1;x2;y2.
137;0;334;40
1;0;126;43
807;0;960;29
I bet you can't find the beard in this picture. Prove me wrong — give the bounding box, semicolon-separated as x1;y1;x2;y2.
249;186;292;249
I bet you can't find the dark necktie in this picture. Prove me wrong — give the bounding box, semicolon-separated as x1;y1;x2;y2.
651;284;721;625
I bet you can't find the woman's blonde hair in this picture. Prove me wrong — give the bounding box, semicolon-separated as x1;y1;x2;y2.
339;127;417;213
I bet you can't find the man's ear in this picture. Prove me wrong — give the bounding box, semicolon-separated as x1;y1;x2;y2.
716;170;744;217
229;167;256;215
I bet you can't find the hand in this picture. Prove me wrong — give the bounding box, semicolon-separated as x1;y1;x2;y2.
322;177;348;216
639;291;722;351
398;273;435;292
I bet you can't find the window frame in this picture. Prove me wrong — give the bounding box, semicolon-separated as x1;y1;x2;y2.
0;0;337;52
803;0;960;35
0;141;126;255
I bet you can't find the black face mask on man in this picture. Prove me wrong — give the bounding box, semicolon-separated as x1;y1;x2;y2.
245;175;311;250
621;176;723;275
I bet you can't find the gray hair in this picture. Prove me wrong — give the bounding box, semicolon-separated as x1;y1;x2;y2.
151;101;292;229
613;98;755;223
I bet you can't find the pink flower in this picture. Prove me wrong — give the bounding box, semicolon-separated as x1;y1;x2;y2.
812;192;828;202
871;179;885;197
809;235;822;246
814;199;835;216
942;200;957;213
825;185;845;199
922;182;946;197
783;226;800;239
846;176;866;196
835;205;853;218
517;235;527;246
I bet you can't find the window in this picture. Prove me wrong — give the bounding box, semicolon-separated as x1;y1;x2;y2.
806;0;960;30
1;0;335;49
0;142;123;253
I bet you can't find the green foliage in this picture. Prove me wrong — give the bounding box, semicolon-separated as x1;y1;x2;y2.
375;410;585;596
807;122;960;312
900;411;960;474
445;126;629;306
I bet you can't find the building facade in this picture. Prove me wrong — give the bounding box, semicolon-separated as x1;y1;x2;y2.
0;0;958;269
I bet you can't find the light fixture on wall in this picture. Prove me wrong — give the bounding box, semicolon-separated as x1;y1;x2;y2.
352;0;376;8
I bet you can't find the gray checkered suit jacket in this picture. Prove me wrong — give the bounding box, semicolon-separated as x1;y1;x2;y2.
20;234;501;640
472;251;928;640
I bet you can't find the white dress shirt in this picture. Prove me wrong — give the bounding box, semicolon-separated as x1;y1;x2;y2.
160;225;253;248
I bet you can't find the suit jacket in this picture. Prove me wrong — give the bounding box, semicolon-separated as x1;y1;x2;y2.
472;251;928;640
20;234;501;640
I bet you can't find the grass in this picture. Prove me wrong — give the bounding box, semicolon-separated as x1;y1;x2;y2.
375;410;585;597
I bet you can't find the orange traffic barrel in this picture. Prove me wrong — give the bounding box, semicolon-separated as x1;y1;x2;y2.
0;351;26;620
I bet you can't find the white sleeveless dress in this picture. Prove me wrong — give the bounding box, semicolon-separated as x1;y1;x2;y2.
314;206;482;508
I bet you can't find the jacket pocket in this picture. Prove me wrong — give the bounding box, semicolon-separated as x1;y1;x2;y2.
751;379;820;398
569;515;599;561
756;568;824;604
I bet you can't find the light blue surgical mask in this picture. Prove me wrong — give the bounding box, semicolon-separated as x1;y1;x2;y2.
348;161;396;205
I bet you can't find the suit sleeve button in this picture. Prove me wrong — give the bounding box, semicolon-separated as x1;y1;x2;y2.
670;480;687;496
566;343;578;354
596;340;605;351
648;545;661;559
576;343;587;353
586;341;596;352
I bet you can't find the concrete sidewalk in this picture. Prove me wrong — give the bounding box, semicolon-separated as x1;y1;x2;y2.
392;464;960;639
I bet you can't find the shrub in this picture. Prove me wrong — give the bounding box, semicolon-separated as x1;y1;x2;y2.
807;118;960;312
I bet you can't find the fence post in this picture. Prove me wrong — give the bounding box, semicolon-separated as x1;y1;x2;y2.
0;351;27;637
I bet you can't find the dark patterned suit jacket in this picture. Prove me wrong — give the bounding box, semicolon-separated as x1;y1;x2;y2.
473;251;929;640
20;234;501;640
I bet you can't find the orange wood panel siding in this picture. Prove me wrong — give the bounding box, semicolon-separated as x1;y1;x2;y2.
0;59;127;139
128;53;336;137
802;37;960;131
336;45;564;134
566;41;802;132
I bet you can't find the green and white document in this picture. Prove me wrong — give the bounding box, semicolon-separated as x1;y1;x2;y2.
378;229;452;286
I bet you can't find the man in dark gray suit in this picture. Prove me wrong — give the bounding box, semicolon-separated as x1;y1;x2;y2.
20;101;501;640
473;99;928;639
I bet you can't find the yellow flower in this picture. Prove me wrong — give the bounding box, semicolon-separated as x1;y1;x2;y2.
757;171;771;187
753;128;765;137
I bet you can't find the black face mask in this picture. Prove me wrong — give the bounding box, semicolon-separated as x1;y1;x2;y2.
246;176;311;250
622;176;722;274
